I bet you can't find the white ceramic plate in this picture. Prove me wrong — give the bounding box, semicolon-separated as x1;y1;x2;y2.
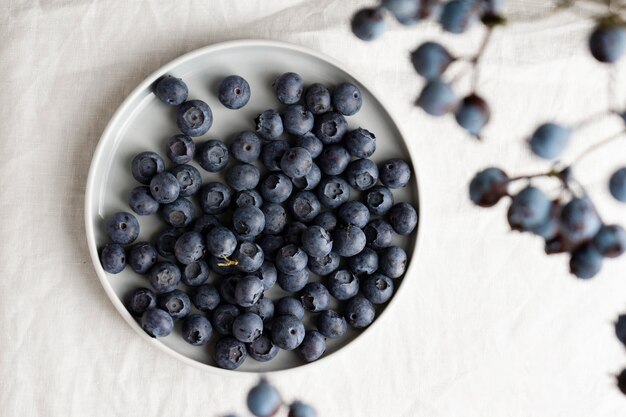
85;39;420;374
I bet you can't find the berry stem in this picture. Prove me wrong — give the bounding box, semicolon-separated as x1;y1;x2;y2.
508;170;561;182
217;256;239;267
471;28;493;92
571;110;612;130
570;129;626;166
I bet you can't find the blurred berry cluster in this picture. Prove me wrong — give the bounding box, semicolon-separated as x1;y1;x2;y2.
220;378;316;417
351;0;506;138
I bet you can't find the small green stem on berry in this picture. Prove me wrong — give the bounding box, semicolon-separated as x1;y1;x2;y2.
570;129;626;166
471;28;493;92
217;257;238;267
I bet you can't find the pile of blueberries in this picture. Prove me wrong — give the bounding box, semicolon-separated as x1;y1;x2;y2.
99;69;418;370
220;378;316;417
350;0;505;138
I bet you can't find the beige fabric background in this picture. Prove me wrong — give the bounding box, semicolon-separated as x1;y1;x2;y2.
1;1;626;415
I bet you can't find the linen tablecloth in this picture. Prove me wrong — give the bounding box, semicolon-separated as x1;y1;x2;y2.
2;1;625;415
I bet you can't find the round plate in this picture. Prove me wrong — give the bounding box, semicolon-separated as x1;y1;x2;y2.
85;39;420;374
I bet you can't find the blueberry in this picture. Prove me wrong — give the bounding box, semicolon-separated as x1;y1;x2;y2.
199;182;232;214
262;203;287;235
225;163;260;192
440;0;479;34
182;314;212;346
141;308;174;338
327;269;360;300
233;190;264;208
313;112;348;145
615;314;626;347
345;295;376;328
559;197;602;243
166;134;195;164
344;158;379;191
243;297;274;322
174;231;205;265
275;296;305;320
346;248;378;276
617;369;626;395
181;260;210;286
206;225;237;258
507;186;551;231
177;99;212;137
214;336;247;369
128;242;157;274
284;222;308;246
312;211;338;233
105;212;139;245
289;191;321;222
379;159;411;189
364;219;395;250
297;331;326;363
126;287;157;316
281;148;313;179
300;282;331;312
469;167;509;207
154;75;188;106
528;123;571;159
382;0;421;24
295;132;324;158
455;94;491;138
288;401;318;417
332;82;362;116
160;197;195;228
363;185;394;215
247;378;282;417
247;334;280;362
569;242;603;279
256;109;284;140
316;310;347;338
218;75;251;109
100;243;126;274
593;224;626;258
276;244;309;275
233;206;265;239
259;235;285;261
150;172;180;204
274;72;304;105
388;202;418;235
260;173;293;204
131;151;165;185
318;145;351;176
529;208;561;241
170;164;202;197
155;227;183;259
230;131;262;163
317;176;351;209
361;273;394;304
301;225;333;258
158;289;191;320
277;269;310;292
197;139;229;172
192;284;220;311
271;315;305;350
292;163;321;191
232;312;264;343
416;80;457;116
220;276;241;305
212;304;241;335
305;83;332;115
234;275;264;308
308;252;341;276
344;128;376;159
589;24;626;63
609;167;626;202
411;41;455;80
148;262;181;293
282;104;315;136
234;242;265;273
351;7;387;41
128;186;159;215
378;246;407;278
332;225;367;257
262;140;291;172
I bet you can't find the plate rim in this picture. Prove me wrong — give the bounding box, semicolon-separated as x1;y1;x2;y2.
84;38;424;376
